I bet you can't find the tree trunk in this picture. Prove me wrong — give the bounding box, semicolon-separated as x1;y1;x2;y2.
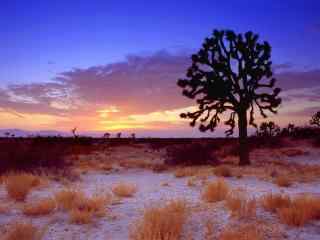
238;109;250;165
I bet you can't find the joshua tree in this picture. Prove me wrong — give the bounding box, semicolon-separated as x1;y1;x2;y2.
257;121;280;137
310;111;320;127
131;133;136;139
103;132;110;139
71;127;78;138
177;29;281;165
116;132;122;138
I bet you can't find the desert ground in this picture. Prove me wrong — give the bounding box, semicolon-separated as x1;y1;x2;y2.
1;138;320;240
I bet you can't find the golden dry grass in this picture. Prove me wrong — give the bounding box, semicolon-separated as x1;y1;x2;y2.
130;199;188;240
70;208;94;224
55;189;85;210
112;183;137;198
278;195;320;226
219;224;262;240
202;179;229;203
4;222;40;240
187;177;197;187
22;197;56;216
174;167;196;178
213;165;232;177
225;192;256;219
261;193;291;213
4;173;43;201
274;175;292;187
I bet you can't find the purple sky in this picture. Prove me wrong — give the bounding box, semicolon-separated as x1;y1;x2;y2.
1;0;320;137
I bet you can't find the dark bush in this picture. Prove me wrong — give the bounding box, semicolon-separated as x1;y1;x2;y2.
164;142;219;166
0;138;72;173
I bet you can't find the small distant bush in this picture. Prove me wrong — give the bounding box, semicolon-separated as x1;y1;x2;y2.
174;167;195;178
112;183;137;198
261;193;291;213
274;175;292;188
55;189;85;210
165;142;218;166
225;192;256;219
202;179;229;203
213;165;232;177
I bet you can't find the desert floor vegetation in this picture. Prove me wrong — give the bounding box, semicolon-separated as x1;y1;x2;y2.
130;199;188;240
112;182;137;198
22;197;56;216
202;179;229;203
4;173;45;201
4;222;41;240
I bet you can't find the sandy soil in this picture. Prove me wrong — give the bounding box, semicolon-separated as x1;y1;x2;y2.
1;144;320;240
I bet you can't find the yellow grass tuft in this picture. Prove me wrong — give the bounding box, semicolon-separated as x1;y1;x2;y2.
4;173;43;201
274;175;292;187
219;224;262;240
22;197;56;216
278;195;320;227
130;199;188;240
112;183;137;198
174;167;195;178
202;179;229;203
70;208;93;224
213;165;232;177
55;189;85;210
225;192;256;219
4;222;40;240
261;193;291;213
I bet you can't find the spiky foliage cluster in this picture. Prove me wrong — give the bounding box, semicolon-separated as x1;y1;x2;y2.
310;111;320;127
177;30;281;135
257;121;280;137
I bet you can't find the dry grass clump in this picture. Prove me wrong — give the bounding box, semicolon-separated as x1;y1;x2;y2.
174;167;196;178
55;189;85;210
22;197;56;216
278;195;320;226
261;193;320;227
274;175;292;187
112;183;137;198
226;192;256;219
219;224;262;240
261;193;291;213
187;177;197;187
0;204;9;214
130;199;188;240
4;222;40;240
202;179;229;203
213;165;232;177
4;173;43;201
55;189;110;224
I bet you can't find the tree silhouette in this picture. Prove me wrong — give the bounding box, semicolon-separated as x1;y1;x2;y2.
310;111;320;127
71;127;78;138
117;132;122;138
257;121;280;137
103;132;110;138
131;133;136;139
177;30;281;165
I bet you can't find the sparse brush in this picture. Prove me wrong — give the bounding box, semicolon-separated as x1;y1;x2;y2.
22;197;56;216
130;199;188;240
278;195;320;227
4;173;42;201
226;192;256;219
70;208;93;224
55;189;85;210
174;167;196;178
202;179;229;203
4;222;40;240
213;165;232;177
274;175;292;187
0;204;9;214
261;193;291;213
219;224;262;240
187;177;197;187
112;183;137;198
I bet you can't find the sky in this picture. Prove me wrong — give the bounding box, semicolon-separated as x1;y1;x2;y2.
0;0;320;137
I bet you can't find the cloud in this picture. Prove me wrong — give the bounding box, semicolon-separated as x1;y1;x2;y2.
0;51;320;131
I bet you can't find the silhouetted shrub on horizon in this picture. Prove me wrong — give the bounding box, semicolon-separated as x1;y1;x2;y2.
165;142;219;166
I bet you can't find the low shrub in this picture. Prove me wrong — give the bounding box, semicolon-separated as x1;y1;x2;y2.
112;183;137;198
202;179;229;203
130;199;188;240
23;197;56;216
4;173;42;201
261;193;291;213
225;192;256;219
165;142;218;166
274;175;292;187
4;222;40;240
213;165;232;177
